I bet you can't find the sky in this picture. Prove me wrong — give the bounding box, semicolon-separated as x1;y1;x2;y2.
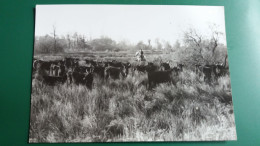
35;5;227;45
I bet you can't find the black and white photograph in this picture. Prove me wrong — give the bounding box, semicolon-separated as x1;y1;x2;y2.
29;5;237;142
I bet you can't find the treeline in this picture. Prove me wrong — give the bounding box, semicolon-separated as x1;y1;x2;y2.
34;27;228;66
34;34;160;54
34;33;91;54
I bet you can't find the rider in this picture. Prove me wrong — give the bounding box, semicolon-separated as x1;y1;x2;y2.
140;49;144;61
135;49;145;61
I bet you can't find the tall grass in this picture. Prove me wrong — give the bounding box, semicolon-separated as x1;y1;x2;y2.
29;69;236;142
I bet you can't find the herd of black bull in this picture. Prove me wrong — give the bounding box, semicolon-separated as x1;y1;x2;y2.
32;57;228;89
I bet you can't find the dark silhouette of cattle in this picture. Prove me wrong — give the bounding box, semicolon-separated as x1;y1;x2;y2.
104;66;126;79
67;71;94;89
195;64;201;74
216;55;228;77
104;61;131;78
147;69;174;89
195;64;219;82
85;59;97;67
122;62;131;76
33;59;39;72
132;62;158;74
202;65;213;82
96;61;107;67
33;59;63;76
146;62;159;72
41;75;67;86
74;66;94;73
34;60;53;76
58;64;66;76
64;57;79;70
195;62;228;82
39;61;52;71
133;62;158;74
177;63;184;72
163;63;184;76
93;66;106;78
171;66;180;76
38;60;64;77
64;57;74;68
33;59;67;86
107;61;124;68
160;62;171;71
50;64;60;76
215;64;228;77
133;65;147;73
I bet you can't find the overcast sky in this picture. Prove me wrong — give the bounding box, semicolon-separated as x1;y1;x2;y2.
35;5;227;45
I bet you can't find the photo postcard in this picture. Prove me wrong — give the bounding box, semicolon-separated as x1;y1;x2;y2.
29;5;237;142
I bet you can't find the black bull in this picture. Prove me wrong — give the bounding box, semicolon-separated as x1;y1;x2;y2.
104;66;127;79
41;75;67;86
195;64;228;82
67;71;94;89
147;70;175;89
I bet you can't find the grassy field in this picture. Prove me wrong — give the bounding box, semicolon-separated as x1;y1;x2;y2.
29;53;236;142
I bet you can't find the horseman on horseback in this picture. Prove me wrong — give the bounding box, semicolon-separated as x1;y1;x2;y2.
135;49;146;61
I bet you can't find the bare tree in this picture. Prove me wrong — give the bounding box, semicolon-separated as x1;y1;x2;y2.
155;38;162;50
184;28;203;53
182;28;205;64
223;54;228;67
66;34;71;50
173;40;180;50
209;24;223;56
81;35;86;49
72;32;78;50
51;25;57;53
